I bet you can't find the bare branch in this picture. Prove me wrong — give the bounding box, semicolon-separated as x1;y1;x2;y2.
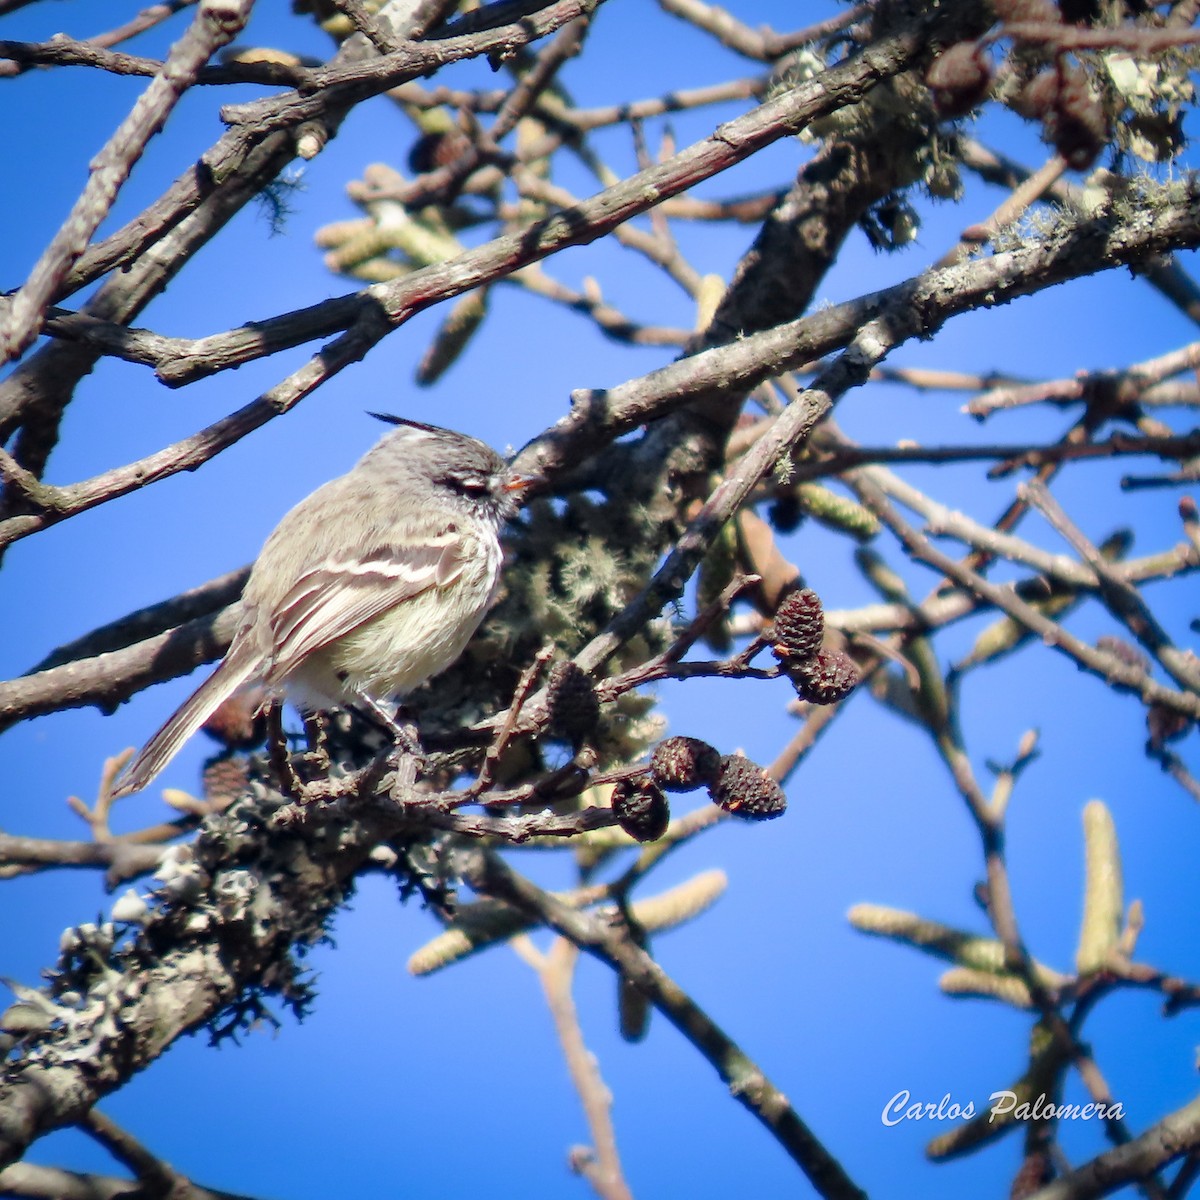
462;847;867;1200
1027;1096;1200;1200
0;0;252;363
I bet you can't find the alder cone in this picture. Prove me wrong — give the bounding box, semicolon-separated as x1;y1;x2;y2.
1048;68;1108;169
709;754;787;820
546;661;600;744
925;43;992;117
407;128;472;174
1146;703;1191;750
787;649;861;705
612;779;671;842
649;736;721;792
202;755;250;804
1015;70;1059;120
1010;1150;1054;1200
201;687;267;750
992;0;1059;19
772;587;825;662
1096;634;1149;674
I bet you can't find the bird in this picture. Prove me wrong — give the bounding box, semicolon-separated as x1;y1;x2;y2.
113;416;536;798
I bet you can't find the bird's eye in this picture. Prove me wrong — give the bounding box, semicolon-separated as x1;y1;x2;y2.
442;471;491;497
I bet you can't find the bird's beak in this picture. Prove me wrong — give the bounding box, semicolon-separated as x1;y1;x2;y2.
503;472;543;495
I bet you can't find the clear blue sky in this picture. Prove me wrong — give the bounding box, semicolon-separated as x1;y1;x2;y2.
2;3;1199;1197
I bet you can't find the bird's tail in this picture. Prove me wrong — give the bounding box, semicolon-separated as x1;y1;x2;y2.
113;642;261;799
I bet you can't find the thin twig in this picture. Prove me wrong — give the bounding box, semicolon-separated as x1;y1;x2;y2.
512;937;634;1200
0;0;251;363
854;472;1200;722
468;644;556;796
463;847;867;1200
1021;478;1200;694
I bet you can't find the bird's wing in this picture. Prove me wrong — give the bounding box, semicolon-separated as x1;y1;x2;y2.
264;531;466;684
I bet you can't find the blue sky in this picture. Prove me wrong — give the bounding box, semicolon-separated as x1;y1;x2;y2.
2;2;1199;1197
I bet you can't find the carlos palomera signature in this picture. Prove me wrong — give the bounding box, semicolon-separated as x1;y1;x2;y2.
881;1090;1125;1126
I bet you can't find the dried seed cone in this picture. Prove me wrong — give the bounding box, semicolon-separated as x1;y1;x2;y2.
407;128;471;174
772;588;824;662
993;0;1058;19
1147;703;1191;749
1015;70;1060;120
618;974;651;1043
1048;67;1108;169
925;43;992;117
612;779;670;843
649;736;721;792
201;687;267;750
202;755;250;803
767;492;803;533
787;649;860;705
1095;634;1149;674
710;754;786;821
546;661;600;744
618;920;652;1042
1010;1150;1054;1200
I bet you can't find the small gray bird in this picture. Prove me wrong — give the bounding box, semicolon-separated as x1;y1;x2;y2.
114;417;534;798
